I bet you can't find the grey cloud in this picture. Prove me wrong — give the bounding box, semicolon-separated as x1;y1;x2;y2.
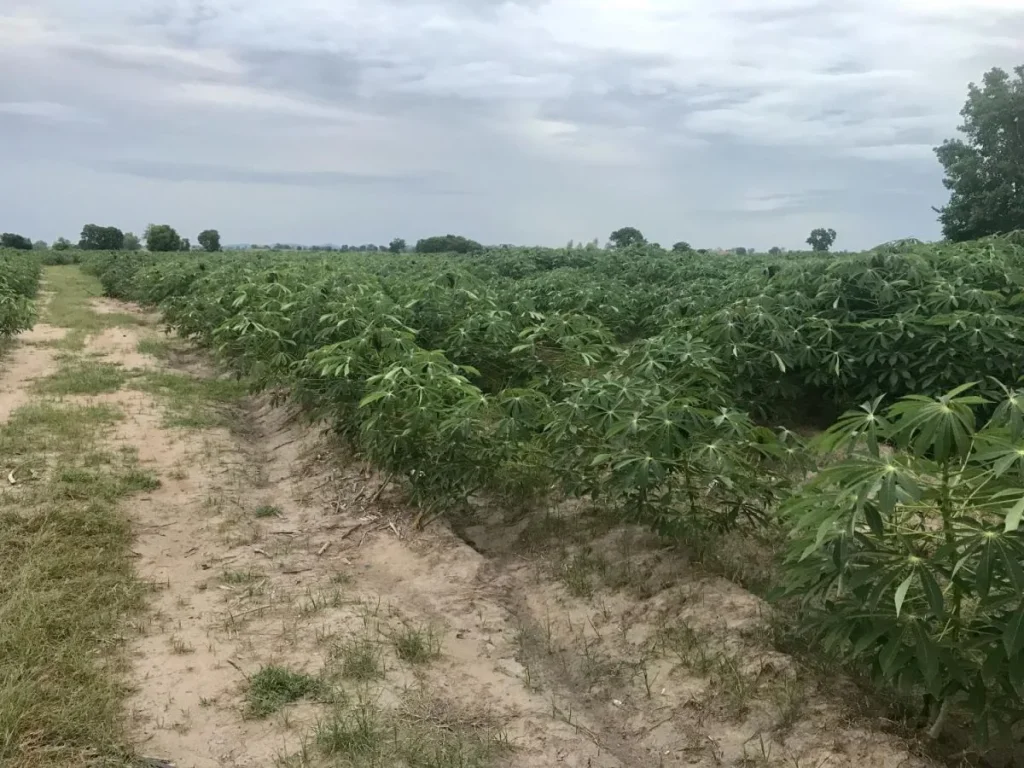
106;159;461;191
2;1;1023;250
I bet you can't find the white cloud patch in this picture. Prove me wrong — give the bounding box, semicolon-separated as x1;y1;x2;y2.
0;0;1022;248
0;101;98;123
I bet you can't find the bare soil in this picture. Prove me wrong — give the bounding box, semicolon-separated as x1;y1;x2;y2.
0;282;940;768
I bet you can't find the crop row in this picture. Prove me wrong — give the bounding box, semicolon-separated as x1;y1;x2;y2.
83;240;1024;744
0;248;41;337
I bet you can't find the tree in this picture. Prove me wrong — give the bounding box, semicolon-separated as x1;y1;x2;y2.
32;240;48;250
768;246;783;256
388;238;406;253
806;228;837;252
122;232;141;251
934;66;1024;242
415;235;484;254
198;229;221;252
145;224;182;252
608;227;646;248
180;238;191;252
0;233;32;250
52;237;72;251
733;247;748;256
671;241;692;253
78;224;124;250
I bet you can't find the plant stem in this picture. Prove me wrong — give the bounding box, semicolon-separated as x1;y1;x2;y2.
927;697;951;740
938;462;963;624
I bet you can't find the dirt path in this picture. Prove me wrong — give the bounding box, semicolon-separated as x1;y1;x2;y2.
0;267;940;768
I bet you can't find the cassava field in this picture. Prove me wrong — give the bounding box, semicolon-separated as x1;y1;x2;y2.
3;237;1024;768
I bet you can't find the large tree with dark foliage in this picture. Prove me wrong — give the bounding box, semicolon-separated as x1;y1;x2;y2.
806;227;837;252
122;232;141;251
198;229;221;252
145;224;182;252
79;224;124;250
415;234;484;254
0;233;33;250
934;66;1024;242
608;227;646;248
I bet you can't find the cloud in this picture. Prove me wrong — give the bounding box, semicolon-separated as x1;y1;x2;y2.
1;0;1022;249
0;101;98;123
106;159;457;190
168;82;377;123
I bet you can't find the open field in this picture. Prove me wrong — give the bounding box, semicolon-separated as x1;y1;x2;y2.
1;242;1024;767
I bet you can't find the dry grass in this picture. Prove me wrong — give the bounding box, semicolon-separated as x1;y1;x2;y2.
0;266;162;767
0;401;152;767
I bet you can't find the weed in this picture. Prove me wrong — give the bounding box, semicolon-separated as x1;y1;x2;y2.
34;359;130;396
302;694;509;768
392;623;443;664
559;548;605;598
41;266;146;346
334;637;384;681
132;371;246;429
254;504;282;518
169;635;195;655
0;398;148;767
314;700;386;761
221;569;264;585
136;336;175;360
245;665;322;719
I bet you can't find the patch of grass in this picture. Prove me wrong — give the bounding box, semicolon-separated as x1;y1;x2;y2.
136;336;175;360
132;371;246;429
334;637;384;681
244;665;322;719
516;511;577;552
254;504;282;518
299;694;509;768
0;402;122;458
169;635;195;655
53;466;159;502
221;568;264;585
34;359;129;396
658;621;768;721
558;548;606;598
313;700;387;762
0;401;154;768
392;623;443;665
41;266;146;347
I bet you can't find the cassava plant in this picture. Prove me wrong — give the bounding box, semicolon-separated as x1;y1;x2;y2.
778;382;1024;743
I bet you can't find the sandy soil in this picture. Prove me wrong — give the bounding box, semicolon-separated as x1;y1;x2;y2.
0;294;940;768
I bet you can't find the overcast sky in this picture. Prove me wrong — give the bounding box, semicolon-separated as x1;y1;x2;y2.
2;1;1022;250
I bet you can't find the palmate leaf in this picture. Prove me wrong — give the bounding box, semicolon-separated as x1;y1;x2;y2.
1003;604;1024;658
887;383;986;461
814;395;889;457
894;574;913;618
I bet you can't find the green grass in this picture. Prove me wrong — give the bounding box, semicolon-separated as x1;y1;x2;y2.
292;696;508;768
0;402;123;458
244;665;322;719
254;504;282;518
221;568;264;585
136;336;176;360
33;359;129;395
41;266;145;348
392;623;443;665
334;637;384;681
0;402;152;768
132;371;246;429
